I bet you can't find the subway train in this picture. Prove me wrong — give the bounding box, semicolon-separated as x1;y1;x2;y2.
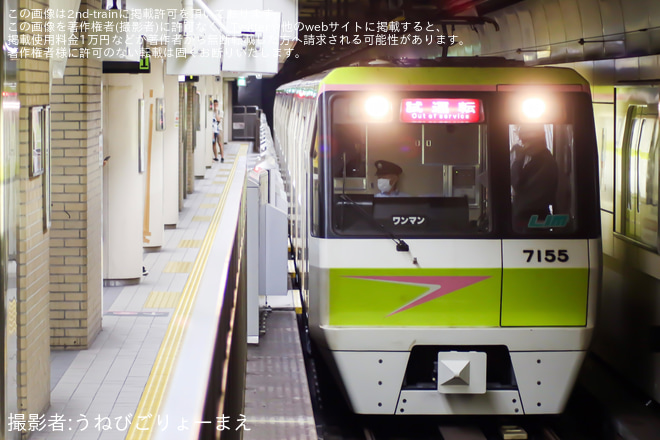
273;64;601;415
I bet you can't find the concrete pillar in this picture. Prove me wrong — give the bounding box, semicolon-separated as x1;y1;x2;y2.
102;74;144;283
205;76;216;165
194;83;205;177
163;66;179;227
186;82;195;194
179;82;186;208
143;58;165;248
224;80;232;140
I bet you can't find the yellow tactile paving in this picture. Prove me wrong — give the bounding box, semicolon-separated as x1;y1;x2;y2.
205;193;221;198
7;299;16;336
178;239;203;248
127;145;247;439
143;291;181;309
163;261;194;273
200;203;216;209
192;215;212;222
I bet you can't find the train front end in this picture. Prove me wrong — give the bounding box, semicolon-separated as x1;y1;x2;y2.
306;67;601;415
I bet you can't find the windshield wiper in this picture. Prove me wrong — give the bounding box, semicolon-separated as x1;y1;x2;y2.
337;155;417;263
338;193;410;252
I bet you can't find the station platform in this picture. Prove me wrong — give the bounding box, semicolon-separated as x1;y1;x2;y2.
31;137;659;440
28;141;316;440
21;139;660;440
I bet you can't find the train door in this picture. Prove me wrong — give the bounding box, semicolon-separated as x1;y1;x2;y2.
619;103;660;248
292;97;303;260
301;98;317;294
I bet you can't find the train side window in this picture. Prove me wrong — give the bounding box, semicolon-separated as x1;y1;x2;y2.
509;124;577;233
620;105;659;248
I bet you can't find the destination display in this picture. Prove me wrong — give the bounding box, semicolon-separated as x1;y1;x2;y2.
400;98;483;123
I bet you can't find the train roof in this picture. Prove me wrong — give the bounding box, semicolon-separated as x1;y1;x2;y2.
277;66;590;95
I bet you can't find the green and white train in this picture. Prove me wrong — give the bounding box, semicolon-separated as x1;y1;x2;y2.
273;65;601;415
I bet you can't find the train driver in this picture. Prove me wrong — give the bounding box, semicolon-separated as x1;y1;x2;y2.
510;124;558;227
375;160;407;197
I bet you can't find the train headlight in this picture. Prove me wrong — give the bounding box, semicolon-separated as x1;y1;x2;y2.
364;95;391;120
522;97;546;119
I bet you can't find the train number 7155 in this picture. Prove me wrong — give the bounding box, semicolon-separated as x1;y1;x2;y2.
522;249;569;263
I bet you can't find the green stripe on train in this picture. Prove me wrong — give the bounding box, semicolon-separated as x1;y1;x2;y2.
328;267;588;327
501;268;588;326
328;268;501;327
320;67;589;87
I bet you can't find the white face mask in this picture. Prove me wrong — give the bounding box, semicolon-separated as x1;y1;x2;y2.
377;178;392;193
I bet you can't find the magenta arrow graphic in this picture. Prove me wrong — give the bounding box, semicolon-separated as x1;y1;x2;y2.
347;276;490;316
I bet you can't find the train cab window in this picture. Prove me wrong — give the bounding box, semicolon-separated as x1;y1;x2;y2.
509;124;577;234
619;105;660;248
329;94;491;237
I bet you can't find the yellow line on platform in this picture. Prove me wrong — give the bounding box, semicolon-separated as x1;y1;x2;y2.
162;261;193;273
144;291;181;309
177;239;203;248
126;146;247;439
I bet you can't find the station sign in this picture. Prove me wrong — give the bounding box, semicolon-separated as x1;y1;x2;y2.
102;54;151;74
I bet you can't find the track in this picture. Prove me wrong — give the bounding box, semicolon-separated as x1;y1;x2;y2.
360;419;569;440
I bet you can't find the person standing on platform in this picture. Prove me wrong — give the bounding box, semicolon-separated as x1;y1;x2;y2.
212;99;225;163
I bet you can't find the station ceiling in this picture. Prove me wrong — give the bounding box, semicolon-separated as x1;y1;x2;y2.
280;0;524;79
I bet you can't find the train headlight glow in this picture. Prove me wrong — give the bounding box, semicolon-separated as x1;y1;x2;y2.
522;97;546;119
364;95;390;119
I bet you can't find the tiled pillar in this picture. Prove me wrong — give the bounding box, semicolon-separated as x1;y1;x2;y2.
15;0;52;420
49;1;103;350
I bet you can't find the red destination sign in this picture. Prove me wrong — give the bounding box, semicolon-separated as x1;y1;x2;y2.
399;98;483;123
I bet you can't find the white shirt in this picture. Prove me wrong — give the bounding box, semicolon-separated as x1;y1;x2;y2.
212;109;223;134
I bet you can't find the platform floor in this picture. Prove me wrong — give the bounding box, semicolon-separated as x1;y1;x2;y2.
243;311;317;440
32;143;243;439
